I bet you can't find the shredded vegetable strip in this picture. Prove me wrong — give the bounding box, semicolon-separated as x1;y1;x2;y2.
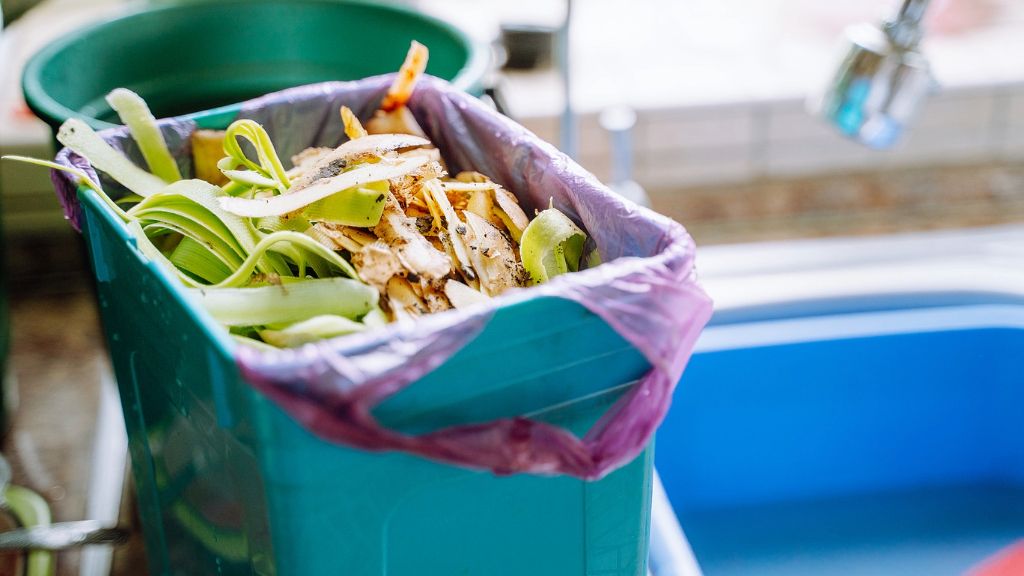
303;181;389;227
492;188;530;243
130;180;292;278
259;315;366;348
380;41;428;112
341;106;368;140
136;210;241;271
190;277;378;326
423;178;477;284
106;88;182;182
57;119;168;197
205;230;359;288
127;220;203;287
221;119;291;191
220;169;279;188
218;155;428;218
170;237;234;283
441;182;497;192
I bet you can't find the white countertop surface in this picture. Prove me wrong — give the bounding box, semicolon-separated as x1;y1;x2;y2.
699;223;1024;319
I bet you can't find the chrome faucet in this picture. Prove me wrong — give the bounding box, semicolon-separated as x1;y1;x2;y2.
810;0;935;149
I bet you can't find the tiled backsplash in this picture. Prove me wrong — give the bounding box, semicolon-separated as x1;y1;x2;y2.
498;0;1024;191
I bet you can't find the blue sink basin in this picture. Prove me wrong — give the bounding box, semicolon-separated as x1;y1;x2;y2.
657;304;1024;575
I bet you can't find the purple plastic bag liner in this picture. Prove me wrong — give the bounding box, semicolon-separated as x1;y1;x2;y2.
52;76;713;480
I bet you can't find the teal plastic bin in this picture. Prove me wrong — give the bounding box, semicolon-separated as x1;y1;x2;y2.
77;108;655;575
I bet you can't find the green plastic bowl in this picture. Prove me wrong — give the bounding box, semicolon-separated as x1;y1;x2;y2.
22;0;489;133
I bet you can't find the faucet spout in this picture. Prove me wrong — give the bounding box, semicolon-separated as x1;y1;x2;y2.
808;0;936;149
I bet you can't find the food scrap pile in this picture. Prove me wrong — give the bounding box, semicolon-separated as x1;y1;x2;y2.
6;42;589;348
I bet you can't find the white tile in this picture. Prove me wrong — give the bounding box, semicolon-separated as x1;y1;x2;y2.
512;113;601;158
768;108;839;143
636;105;754;152
576;113;611;159
762;137;878;178
636;146;753;189
514;114;607;158
1007;90;1024;127
1001;132;1024;161
517;116;559;145
756;88;1006;177
766;89;998;146
640;100;758;121
765;98;841;143
882;127;997;167
913;89;997;130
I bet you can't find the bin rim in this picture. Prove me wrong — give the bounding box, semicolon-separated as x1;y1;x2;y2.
22;0;491;132
76;185;239;363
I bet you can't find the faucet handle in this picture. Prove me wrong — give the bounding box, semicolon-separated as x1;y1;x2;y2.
884;0;932;48
600;105;637;185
